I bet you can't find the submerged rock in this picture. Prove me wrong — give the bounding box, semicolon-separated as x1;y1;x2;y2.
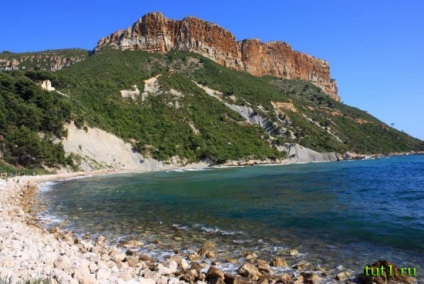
156;260;178;275
269;257;288;267
197;241;216;258
206;266;225;280
118;239;144;248
293;261;309;271
277;273;292;284
287;249;299;256
336;271;352;281
244;252;258;261
238;263;263;280
256;259;272;275
301;272;321;284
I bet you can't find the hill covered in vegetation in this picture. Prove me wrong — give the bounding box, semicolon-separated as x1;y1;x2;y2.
0;49;423;171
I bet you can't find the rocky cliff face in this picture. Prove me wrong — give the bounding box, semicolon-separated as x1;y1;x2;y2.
96;13;339;100
0;50;88;71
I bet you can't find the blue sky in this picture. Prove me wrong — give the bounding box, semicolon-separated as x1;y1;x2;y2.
2;1;423;140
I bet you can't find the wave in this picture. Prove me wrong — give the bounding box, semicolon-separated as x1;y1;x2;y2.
37;181;59;192
167;168;210;173
172;223;188;230
193;224;244;236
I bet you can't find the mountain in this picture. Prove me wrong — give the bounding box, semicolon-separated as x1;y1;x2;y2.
96;12;339;101
0;13;423;172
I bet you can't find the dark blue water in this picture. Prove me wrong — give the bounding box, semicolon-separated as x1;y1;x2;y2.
37;155;424;278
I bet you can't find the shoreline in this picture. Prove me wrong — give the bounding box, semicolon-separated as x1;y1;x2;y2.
1;156;420;283
1;164;336;284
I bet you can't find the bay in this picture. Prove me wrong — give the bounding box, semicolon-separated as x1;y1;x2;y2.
36;155;424;278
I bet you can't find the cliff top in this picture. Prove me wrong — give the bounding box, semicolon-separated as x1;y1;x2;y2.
96;12;339;101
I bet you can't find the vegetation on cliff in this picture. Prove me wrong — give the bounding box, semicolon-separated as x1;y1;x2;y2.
0;71;73;168
0;49;423;170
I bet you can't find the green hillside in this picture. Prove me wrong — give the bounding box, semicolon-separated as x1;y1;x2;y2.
1;49;423;170
0;71;73;169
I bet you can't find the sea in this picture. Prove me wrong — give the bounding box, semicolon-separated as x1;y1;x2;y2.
36;155;424;281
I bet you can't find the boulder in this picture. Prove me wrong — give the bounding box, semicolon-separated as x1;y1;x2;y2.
188;252;202;261
293;275;304;284
256;259;272;275
118;239;144;248
336;271;352;281
180;269;198;283
225;274;256;284
125;256;139;268
96;267;111;281
157;260;178;275
53;255;71;270
197;247;214;258
224;258;238;265
75;271;96;284
190;262;202;271
96;235;106;245
206;266;225;280
277;273;292;284
244;253;257;261
293;261;309;270
140;254;155;263
238;263;262;280
205;251;216;258
287;249;299;256
301;272;321;284
269;257;288;267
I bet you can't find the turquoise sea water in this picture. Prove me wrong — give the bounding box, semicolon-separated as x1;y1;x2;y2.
37;155;424;279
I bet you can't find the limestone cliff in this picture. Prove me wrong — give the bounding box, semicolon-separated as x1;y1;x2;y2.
96;12;339;100
0;49;88;71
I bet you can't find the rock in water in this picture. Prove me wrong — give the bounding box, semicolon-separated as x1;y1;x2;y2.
238;263;263;280
118;239;144;248
277;273;292;284
301;272;321;284
269;257;288;267
336;271;352;281
206;266;225;281
287;249;299;256
256;259;273;275
197;242;216;258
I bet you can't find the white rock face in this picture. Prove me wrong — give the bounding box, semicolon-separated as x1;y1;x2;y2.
40;80;55;91
284;143;338;162
120;85;140;100
62;122;165;171
61;122;211;172
195;82;277;134
142;75;161;101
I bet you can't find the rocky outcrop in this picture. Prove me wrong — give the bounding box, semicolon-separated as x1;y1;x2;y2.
284;143;339;162
0;50;87;71
96;12;339;100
